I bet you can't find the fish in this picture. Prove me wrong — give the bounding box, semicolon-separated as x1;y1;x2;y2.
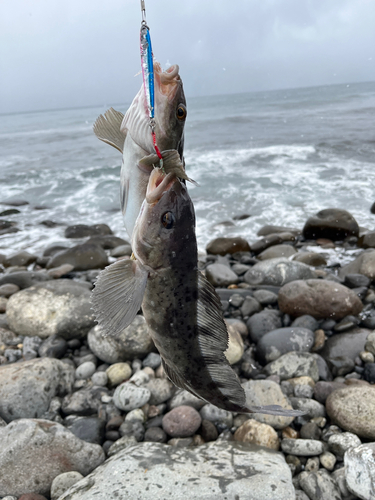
93;62;187;239
92;154;305;418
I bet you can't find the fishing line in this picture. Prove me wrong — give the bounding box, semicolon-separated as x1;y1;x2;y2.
140;0;164;168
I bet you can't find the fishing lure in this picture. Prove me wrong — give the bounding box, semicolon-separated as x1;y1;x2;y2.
140;0;163;164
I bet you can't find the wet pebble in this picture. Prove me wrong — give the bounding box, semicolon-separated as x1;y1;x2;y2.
162;406;202;438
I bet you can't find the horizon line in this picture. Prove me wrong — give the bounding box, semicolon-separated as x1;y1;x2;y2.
1;78;374;118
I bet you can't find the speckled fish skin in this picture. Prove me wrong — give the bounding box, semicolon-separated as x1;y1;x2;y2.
131;172;261;413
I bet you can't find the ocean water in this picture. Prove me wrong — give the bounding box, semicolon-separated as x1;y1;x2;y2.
1;81;375;258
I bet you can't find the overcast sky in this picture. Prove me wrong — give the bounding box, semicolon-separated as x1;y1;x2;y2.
1;0;375;114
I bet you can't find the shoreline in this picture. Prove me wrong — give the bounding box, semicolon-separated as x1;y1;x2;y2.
0;207;374;499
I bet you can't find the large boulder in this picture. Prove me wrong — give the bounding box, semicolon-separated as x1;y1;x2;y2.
302;208;359;240
244;258;316;287
87;315;155;363
47;243;108;271
0;358;74;422
6;279;95;339
326;386;375;439
206;237;251;255
57;441;294;500
0;419;104;497
278;279;363;320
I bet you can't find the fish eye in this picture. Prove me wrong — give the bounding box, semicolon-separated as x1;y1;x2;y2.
176;105;187;121
162;211;175;229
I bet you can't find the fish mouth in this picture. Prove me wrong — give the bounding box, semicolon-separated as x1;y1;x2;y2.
154;62;181;100
146;168;177;205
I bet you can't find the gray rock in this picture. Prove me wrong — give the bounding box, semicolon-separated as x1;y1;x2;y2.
107;435;138;457
168;389;206;411
319;328;369;362
0;419;104;498
61;387;107;416
240;296;262;317
38;335;68;358
253;289;278;306
66;416;105;445
51;471;84;500
247;309;282;343
91;371;108;386
290;398;326;419
200;404;233;428
113;382;151;411
56;441;295;500
75;361;96;380
313;381;346;404
257;244;297;260
144;378;175;405
205;263;239;287
0;283;20;297
144;426;167;443
0;270;50;289
328;432;362;460
257;327;314;363
299;469;342;500
47;243;108;271
3;250;37;268
292;252;327;267
244;258;316;286
242;379;295;429
291;315;319;331
326;385;375;439
22;335;43;358
264;352;319;381
142;352;161;369
303;208;359;240
278;279;363;320
6;279;95;340
339;249;375;280
0;358;74;422
345;443;375;500
65;224;112;238
365;331;375;355
87;315;154;363
281;438;324;456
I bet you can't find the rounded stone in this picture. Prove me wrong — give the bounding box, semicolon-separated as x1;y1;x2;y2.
38;335;68;358
6;280;95;340
162;406;202;438
0;283;20;297
319;451;336;471
87;315;154;364
338;249;375;281
328;432;361;460
264;352;319;382
47;243;108;271
257;327;314;364
365;331;375;355
200;419;218;442
64;224;112;238
51;471;84;500
244;258;316;287
144;426;167;443
247;309;282;343
206;237;251;255
234;419;279;450
75;361;96;380
326;386;375;439
278;279;363;320
302;208;359;240
292;252;327;267
205;263;239;287
344;443;375;500
106;363;132;386
91;371;108;387
257;244;297;260
113;383;151;412
143;378;174;405
281;438;324;456
200;404;233;428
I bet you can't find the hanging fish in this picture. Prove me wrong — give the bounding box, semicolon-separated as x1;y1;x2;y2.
92;155;305;418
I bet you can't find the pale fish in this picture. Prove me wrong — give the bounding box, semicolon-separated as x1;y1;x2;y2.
93;62;187;239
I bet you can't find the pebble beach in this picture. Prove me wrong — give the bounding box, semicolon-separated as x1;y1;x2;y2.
0;204;375;500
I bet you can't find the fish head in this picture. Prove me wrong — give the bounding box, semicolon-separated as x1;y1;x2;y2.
121;63;186;157
132;168;195;270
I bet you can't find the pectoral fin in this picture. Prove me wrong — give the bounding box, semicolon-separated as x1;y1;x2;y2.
91;258;148;337
138;149;198;185
93;107;125;153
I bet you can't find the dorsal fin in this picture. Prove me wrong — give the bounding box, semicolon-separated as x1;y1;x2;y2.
93;107;125;153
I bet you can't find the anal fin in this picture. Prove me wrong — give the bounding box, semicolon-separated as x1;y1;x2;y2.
91;258;148;337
